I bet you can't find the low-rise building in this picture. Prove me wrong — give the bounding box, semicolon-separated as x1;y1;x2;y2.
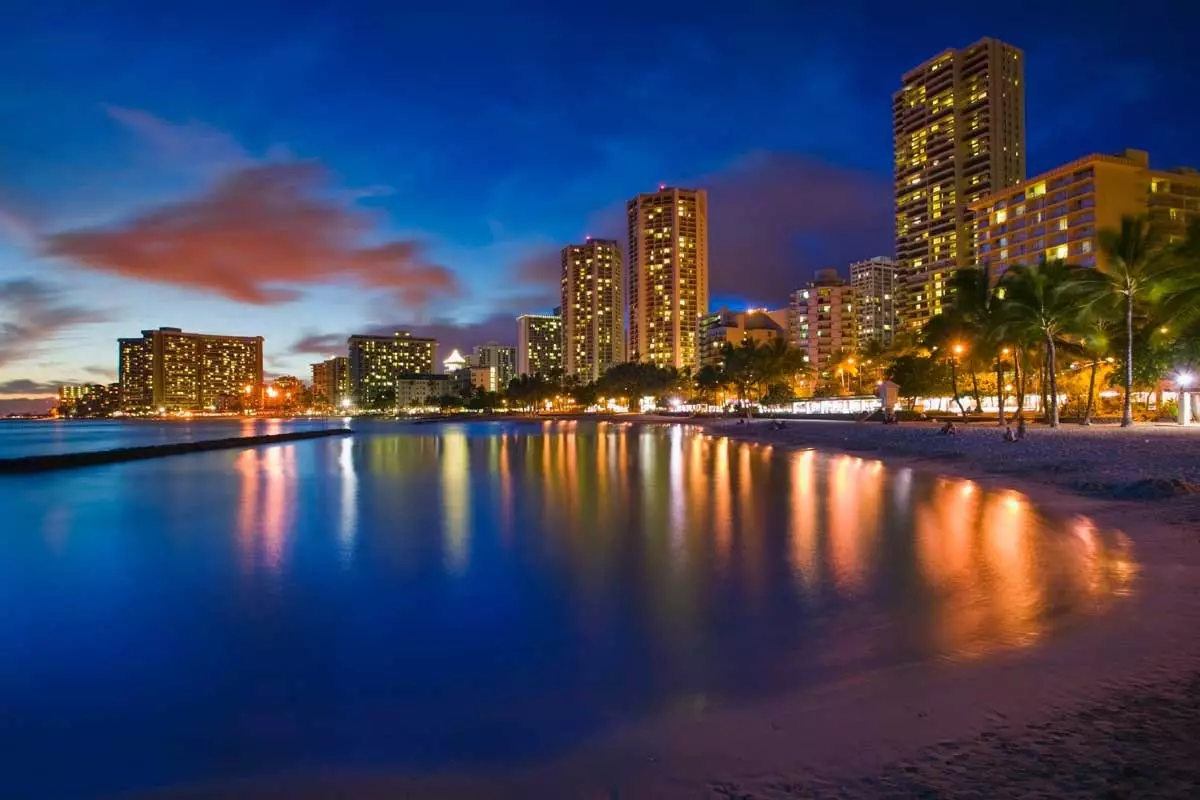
972;148;1200;281
395;373;453;408
700;308;789;366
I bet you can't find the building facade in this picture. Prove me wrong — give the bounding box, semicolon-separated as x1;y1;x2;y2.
311;356;350;408
972;148;1200;280
561;238;625;381
700;308;789;366
516;314;563;378
348;331;437;407
894;38;1025;329
471;342;517;390
117;327;264;412
396;374;452;408
849;257;899;347
627;187;709;370
57;383;121;417
788;270;858;372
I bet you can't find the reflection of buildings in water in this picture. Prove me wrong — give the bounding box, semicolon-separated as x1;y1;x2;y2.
668;425;685;550
1070;516;1137;600
788;450;819;590
338;436;357;566
825;456;881;592
711;437;733;565
440;430;471;574
234;445;295;574
497;434;514;541
914;477;989;656
979;489;1040;649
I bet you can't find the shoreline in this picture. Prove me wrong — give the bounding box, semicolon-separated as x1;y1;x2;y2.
150;418;1200;798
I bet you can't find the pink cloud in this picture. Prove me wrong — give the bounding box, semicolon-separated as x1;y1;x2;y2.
44;161;462;308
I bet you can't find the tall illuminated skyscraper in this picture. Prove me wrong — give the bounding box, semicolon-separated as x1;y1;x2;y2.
561;238;625;381
893;38;1024;330
516;314;563;378
627;186;708;370
849;257;899;347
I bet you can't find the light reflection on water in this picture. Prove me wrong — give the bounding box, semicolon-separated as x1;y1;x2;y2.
0;421;1135;799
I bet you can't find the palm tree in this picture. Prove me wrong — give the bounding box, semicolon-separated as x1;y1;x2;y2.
997;260;1093;427
1096;216;1172;427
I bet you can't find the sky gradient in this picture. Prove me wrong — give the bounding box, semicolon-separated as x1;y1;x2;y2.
3;1;1199;409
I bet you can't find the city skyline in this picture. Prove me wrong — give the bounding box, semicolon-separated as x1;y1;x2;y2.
3;5;1200;412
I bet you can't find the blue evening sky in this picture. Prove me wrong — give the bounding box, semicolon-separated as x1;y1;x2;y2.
2;0;1198;401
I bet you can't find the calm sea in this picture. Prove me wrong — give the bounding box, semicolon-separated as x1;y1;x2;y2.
0;420;1134;799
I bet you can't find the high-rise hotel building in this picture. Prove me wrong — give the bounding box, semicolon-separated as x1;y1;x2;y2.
849;257;899;347
118;327;264;412
516;313;563;378
347;332;437;407
894;38;1024;329
561;238;625;381
627;187;708;370
971;148;1200;280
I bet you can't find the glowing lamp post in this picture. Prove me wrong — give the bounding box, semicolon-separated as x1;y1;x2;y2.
1178;371;1195;426
949;343;967;417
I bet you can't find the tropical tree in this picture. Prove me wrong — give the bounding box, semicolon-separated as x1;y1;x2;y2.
1096;216;1173;426
996;260;1093;427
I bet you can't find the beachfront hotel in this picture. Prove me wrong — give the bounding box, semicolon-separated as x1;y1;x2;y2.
348;332;437;407
516;313;563;378
972;148;1200;280
626;186;709;370
849;257;899;348
788;270;857;372
561;238;625;382
311;356;350;408
894;38;1025;330
700;307;789;367
117;327;264;412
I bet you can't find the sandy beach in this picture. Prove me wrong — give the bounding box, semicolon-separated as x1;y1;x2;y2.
150;418;1200;799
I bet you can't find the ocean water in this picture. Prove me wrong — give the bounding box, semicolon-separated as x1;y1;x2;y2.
0;420;1134;798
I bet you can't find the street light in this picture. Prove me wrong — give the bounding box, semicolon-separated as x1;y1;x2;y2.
1177;372;1195;426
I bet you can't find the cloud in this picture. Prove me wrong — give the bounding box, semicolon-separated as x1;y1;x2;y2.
699;152;892;302
0;379;61;396
0;203;39;248
43;161;462;308
288;331;347;357
105;105;249;174
0;278;107;368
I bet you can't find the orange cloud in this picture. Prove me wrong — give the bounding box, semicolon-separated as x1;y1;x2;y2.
44;161;462;307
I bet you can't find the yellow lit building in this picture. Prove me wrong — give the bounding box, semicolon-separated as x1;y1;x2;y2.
311;356;350;408
788;270;857;372
561;238;625;381
516;313;563;378
627;186;708;370
347;331;437;407
117;327;264;412
893;38;1025;329
700;308;788;367
849;257;899;347
972;148;1200;280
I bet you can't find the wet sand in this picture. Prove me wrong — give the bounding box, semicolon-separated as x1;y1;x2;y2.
149;419;1200;799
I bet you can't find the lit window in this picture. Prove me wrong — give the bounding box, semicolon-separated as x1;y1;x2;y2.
994;210;1007;224
1058;218;1068;231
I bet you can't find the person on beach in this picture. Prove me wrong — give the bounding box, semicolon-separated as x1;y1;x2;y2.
938;420;958;436
1003;423;1017;442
